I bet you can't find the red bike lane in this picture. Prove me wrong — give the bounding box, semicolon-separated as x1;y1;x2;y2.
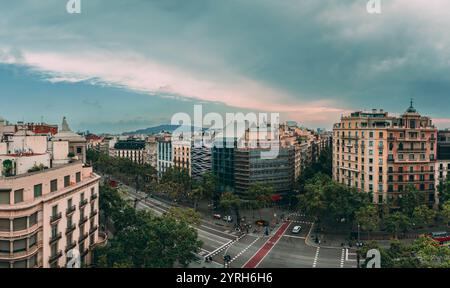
242;221;291;268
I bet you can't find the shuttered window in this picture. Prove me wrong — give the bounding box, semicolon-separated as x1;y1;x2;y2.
14;189;24;204
0;190;10;204
0;219;10;232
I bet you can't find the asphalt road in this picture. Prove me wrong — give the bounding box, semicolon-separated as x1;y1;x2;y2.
115;181;358;268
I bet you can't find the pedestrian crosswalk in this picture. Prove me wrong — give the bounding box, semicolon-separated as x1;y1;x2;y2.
312;247;320;268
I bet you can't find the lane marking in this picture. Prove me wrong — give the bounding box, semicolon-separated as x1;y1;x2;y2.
340;249;345;268
312;247;320;268
230;236;261;263
242;221;291;268
283;235;306;240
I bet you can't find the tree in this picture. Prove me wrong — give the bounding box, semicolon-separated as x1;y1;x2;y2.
439;201;450;226
219;192;241;225
93;185;202;268
384;212;411;239
412;205;436;228
398;187;425;217
355;205;380;239
437;175;450;206
165;207;201;226
297;173;370;227
247;183;273;220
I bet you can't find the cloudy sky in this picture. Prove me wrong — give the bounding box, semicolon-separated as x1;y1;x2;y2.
1;0;450;133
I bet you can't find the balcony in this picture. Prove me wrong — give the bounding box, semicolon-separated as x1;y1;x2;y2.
89;225;98;234
79;216;88;226
66;223;76;234
79;199;88;208
79;232;88;242
80;248;89;257
90;210;98;218
48;250;63;263
90;193;98;201
50;212;62;223
66;205;76;215
49;232;62;244
65;241;76;253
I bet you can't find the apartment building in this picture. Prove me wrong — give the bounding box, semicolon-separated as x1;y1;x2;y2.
438;130;450;160
0;120;104;268
113;139;147;164
157;135;173;178
333;103;438;206
172;134;191;176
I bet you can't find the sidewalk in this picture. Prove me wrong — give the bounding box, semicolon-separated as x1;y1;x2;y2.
305;224;417;249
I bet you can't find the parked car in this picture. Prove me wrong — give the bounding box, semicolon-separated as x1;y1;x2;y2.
223;215;233;222
292;226;302;234
213;214;221;220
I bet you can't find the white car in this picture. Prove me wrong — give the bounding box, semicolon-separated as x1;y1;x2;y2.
292;226;302;234
223;215;232;222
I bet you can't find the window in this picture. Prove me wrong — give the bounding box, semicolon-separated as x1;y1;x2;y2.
13;217;27;232
0;219;10;232
29;234;37;248
64;175;70;188
52;205;58;217
13;260;27;268
29;212;37;226
0;240;10;253
51;224;58;238
67;232;73;246
34;184;42;198
76;172;81;183
51;243;58;257
50;179;58;192
0;190;11;205
13;239;27;253
28;255;37;268
67;215;73;228
14;189;24;204
77;147;82;154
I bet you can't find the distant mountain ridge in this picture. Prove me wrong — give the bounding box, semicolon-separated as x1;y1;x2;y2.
122;124;180;135
123;124;206;135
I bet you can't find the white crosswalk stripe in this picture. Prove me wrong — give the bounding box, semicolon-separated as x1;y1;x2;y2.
312;247;320;268
340;249;345;268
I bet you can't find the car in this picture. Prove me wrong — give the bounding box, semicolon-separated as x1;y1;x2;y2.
255;219;269;226
223;215;232;222
292;226;302;234
213;214;221;220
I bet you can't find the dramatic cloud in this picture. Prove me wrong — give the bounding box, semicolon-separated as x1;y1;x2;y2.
0;0;450;130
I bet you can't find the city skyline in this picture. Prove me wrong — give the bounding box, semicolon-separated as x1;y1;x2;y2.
1;1;450;133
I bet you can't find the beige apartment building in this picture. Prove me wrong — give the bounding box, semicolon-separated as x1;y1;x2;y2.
0;118;105;268
333;103;438;206
172;134;191;176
